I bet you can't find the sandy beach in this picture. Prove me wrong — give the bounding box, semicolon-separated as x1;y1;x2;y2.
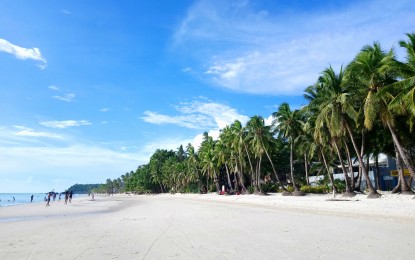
0;192;414;259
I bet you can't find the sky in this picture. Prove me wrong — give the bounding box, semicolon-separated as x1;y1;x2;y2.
1;0;414;192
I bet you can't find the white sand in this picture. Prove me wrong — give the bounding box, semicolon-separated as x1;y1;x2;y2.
0;192;414;259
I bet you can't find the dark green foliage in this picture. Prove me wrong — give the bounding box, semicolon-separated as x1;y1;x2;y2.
300;185;329;194
261;182;279;193
67;184;101;194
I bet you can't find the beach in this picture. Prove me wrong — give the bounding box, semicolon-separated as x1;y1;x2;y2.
0;193;414;259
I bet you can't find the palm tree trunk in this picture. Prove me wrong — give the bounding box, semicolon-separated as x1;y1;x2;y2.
257;156;263;193
333;138;354;195
244;145;256;192
374;155;381;190
304;153;310;186
225;164;234;193
392;145;413;194
237;160;247;193
344;121;379;197
213;169;221;194
289;140;299;191
386;121;415;179
344;140;355;191
320;148;338;193
263;148;288;192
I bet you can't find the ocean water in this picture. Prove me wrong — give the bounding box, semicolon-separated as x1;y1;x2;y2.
0;193;91;207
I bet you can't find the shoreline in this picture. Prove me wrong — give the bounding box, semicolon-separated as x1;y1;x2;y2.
0;192;414;259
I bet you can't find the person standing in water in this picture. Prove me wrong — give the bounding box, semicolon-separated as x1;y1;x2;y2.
31;194;34;203
69;191;73;203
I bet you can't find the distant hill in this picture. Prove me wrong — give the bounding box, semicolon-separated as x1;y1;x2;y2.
67;184;101;194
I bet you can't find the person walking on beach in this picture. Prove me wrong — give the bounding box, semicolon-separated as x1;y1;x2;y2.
69;191;73;203
64;191;69;205
31;194;34;203
46;193;51;207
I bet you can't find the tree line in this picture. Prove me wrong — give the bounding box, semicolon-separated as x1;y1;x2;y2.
99;33;415;198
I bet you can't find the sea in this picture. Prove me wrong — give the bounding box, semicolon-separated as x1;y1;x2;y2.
0;193;87;207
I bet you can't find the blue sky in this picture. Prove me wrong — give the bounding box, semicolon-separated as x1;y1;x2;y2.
1;0;414;192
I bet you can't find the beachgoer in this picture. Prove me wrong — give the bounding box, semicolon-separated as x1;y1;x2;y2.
64;191;69;205
13;196;15;202
59;194;61;201
69;191;73;203
31;194;34;203
92;194;94;200
46;193;51;207
53;193;56;201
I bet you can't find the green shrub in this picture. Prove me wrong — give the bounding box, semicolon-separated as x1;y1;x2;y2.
286;185;294;193
300;185;328;194
247;186;255;194
261;182;279;193
333;179;346;193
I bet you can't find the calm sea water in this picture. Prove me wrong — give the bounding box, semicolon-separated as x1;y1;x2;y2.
0;193;46;207
0;193;87;207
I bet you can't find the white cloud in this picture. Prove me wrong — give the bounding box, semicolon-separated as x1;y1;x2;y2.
13;126;61;139
53;93;76;102
99;107;110;112
0;38;47;67
173;0;415;95
142;98;249;130
40;120;92;129
48;85;60;91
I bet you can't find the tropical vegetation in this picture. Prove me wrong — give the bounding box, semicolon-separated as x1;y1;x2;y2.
98;34;415;198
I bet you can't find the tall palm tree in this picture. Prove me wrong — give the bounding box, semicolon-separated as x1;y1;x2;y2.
273;103;304;194
347;42;415;180
199;134;221;193
316;66;381;197
246;116;288;193
230;120;250;193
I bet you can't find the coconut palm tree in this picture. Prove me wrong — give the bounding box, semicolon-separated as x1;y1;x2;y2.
230;120;251;193
199;134;221;193
246;116;288;193
347;42;415;180
273;103;304;194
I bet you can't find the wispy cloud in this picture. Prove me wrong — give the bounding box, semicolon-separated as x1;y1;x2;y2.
142;98;249;130
173;0;415;95
60;9;72;15
53;93;76;102
13;126;61;138
99;108;110;112
0;38;47;68
48;85;60;91
40;120;91;129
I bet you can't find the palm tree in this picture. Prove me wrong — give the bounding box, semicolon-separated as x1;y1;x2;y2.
347;42;415;181
186;143;203;193
246;116;288;193
215;133;234;194
199;134;221;193
230;120;250;193
273;103;304;194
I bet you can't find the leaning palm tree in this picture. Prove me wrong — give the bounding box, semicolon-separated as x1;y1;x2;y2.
273;103;304;195
317;66;381;197
347;42;415;180
246;116;288;194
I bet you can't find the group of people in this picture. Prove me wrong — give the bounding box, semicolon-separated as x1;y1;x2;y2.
45;190;73;207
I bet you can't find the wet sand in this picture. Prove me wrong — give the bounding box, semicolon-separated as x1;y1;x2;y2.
0;193;414;259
